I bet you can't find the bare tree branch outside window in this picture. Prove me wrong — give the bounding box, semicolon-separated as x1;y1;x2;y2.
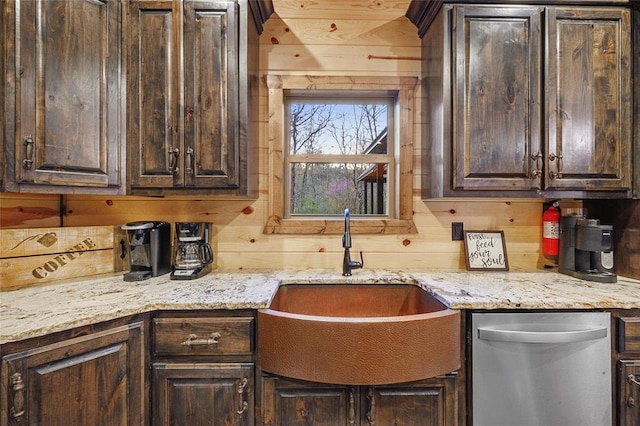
286;98;391;216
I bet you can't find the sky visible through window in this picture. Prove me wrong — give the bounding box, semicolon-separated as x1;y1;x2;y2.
287;100;390;215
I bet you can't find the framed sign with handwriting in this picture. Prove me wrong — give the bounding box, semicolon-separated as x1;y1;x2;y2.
463;231;509;271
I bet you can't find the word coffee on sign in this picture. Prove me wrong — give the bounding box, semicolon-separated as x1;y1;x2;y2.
32;238;97;279
464;231;508;271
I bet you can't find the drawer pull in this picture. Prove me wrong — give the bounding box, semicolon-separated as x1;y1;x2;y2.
629;374;640;388
181;332;221;346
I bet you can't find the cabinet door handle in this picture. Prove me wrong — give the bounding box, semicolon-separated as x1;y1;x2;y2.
180;332;221;346
23;136;34;169
530;151;543;177
348;387;356;426
185;147;195;177
235;377;249;415
629;374;640;387
548;152;563;179
10;373;25;420
530;151;543;187
168;147;180;175
366;387;376;425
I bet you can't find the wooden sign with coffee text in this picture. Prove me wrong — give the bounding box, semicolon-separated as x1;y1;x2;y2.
0;226;119;291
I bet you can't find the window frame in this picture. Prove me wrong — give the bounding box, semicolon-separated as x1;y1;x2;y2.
264;75;417;235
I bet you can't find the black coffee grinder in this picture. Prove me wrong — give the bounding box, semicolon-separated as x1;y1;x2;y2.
121;221;172;281
559;215;616;283
171;222;214;280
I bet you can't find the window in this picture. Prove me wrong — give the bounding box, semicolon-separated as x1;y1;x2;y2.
285;94;393;216
264;75;417;235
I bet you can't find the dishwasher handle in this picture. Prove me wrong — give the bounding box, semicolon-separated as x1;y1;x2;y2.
477;326;607;344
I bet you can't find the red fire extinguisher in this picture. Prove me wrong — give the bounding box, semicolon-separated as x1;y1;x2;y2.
543;203;560;257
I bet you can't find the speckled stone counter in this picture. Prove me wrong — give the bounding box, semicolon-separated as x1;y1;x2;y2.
2;269;639;344
413;271;640;310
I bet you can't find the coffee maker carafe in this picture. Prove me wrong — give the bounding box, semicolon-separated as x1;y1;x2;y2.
559;215;616;283
121;221;172;281
171;222;213;280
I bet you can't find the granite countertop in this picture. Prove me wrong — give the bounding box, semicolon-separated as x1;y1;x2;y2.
2;269;639;344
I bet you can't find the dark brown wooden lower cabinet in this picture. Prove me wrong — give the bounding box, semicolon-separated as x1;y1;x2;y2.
1;321;145;425
260;373;457;426
369;379;458;425
261;375;353;425
152;363;254;426
618;361;640;426
614;311;640;425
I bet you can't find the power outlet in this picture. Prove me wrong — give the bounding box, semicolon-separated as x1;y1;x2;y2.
452;222;464;241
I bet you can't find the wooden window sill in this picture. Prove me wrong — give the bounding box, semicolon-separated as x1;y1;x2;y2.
264;217;417;235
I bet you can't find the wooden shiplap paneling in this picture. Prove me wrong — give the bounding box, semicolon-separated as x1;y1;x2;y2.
57;194;552;271
1;0;558;273
272;0;412;20
0;193;61;228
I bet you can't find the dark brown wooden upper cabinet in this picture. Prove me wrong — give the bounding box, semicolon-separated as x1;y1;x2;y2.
126;0;180;191
452;6;543;192
545;7;632;193
2;0;126;194
408;2;634;199
127;0;271;196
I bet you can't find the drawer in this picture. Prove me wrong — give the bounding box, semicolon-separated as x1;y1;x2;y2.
618;317;640;353
153;316;253;356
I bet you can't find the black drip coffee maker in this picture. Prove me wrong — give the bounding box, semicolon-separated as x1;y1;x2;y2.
171;222;214;280
121;221;172;281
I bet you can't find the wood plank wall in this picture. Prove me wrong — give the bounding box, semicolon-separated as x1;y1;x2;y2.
1;0;557;272
0;193;61;228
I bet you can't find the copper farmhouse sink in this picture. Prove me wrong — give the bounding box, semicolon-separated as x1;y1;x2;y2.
257;283;460;385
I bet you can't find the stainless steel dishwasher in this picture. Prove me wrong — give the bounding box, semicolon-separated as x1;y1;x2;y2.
472;312;611;426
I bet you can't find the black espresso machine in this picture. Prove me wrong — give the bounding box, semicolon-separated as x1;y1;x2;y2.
559;214;616;283
121;221;172;281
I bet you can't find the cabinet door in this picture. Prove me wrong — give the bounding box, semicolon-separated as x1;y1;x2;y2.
261;375;355;426
618;360;640;426
153;362;254;426
452;6;542;191
363;375;457;426
183;0;239;189
12;0;123;188
546;7;632;191
1;322;145;426
128;0;182;188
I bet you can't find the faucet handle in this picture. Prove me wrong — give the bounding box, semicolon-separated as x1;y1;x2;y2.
349;251;364;270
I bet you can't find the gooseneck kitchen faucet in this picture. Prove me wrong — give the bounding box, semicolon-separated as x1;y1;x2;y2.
342;209;364;276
